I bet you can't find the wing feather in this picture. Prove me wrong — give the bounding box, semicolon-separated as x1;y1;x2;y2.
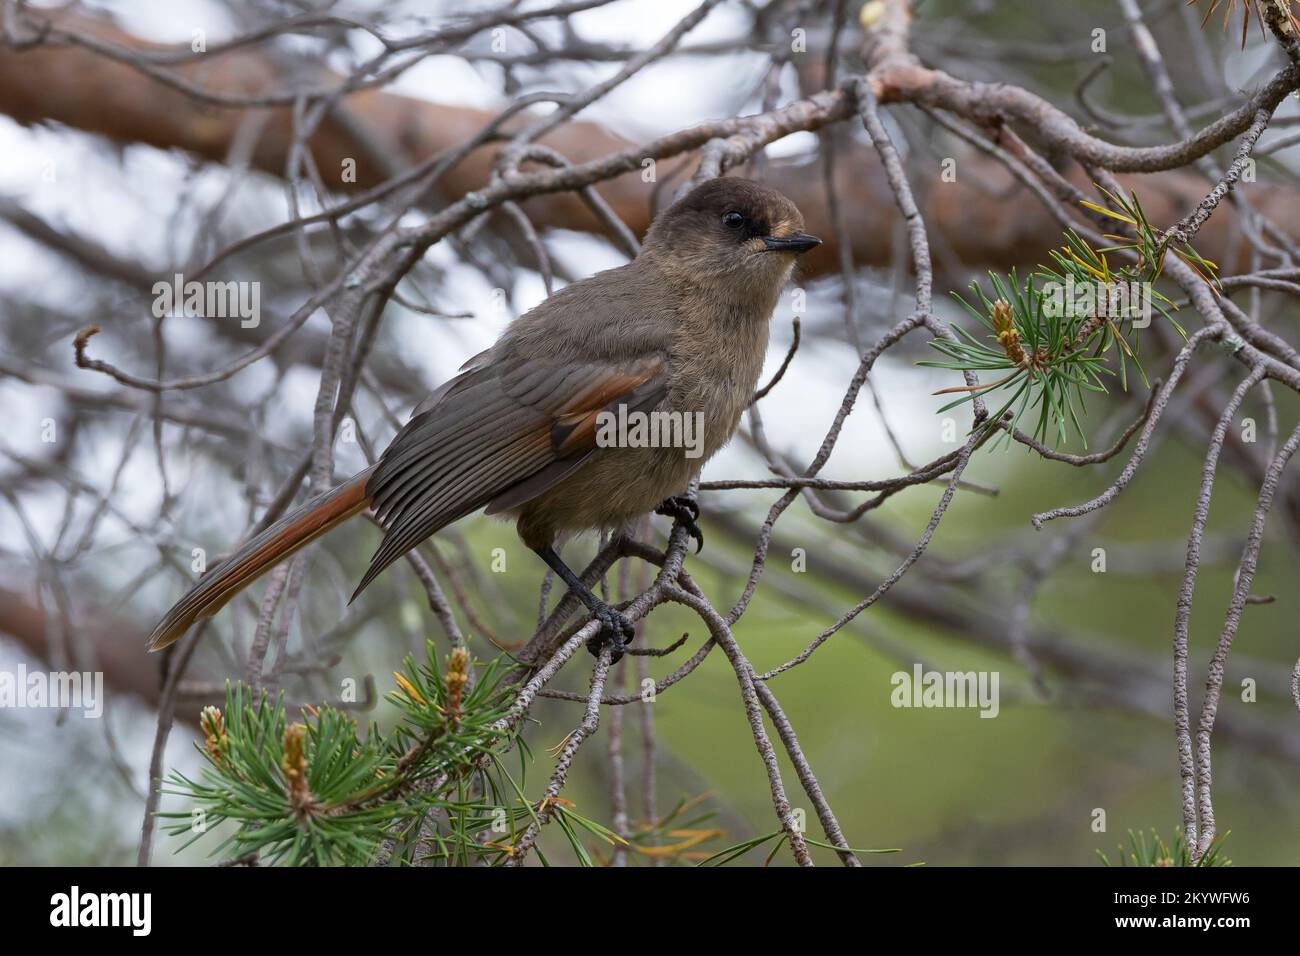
352;352;667;599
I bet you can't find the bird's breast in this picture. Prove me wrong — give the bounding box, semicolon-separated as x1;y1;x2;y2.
668;300;773;453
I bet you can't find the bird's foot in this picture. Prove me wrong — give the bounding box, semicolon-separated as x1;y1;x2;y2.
586;602;636;663
655;495;703;553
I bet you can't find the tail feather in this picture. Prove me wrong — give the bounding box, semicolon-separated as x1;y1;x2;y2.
146;467;374;651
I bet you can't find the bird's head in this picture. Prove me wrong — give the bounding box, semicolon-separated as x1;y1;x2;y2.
643;178;821;290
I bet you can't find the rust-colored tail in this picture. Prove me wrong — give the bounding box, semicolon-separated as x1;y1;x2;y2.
146;467;375;651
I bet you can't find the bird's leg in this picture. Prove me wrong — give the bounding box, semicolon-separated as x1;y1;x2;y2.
655;495;703;553
533;545;635;661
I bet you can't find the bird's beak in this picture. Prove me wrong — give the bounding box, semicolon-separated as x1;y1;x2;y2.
762;233;822;254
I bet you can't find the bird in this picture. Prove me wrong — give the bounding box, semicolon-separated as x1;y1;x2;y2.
147;177;821;660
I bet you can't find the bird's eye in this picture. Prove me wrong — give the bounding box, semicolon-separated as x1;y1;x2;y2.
722;210;745;229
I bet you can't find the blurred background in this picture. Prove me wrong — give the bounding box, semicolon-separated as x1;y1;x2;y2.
2;0;1299;865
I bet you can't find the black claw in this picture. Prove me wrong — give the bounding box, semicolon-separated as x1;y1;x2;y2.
586;603;635;663
655;495;704;553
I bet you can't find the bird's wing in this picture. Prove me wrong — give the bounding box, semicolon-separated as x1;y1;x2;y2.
353;351;668;599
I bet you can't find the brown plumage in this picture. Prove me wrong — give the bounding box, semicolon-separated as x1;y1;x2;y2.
147;177;820;657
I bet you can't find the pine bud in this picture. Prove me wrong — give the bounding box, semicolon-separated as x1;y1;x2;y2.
990;298;1027;367
444;647;471;727
282;722;314;818
200;705;228;766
